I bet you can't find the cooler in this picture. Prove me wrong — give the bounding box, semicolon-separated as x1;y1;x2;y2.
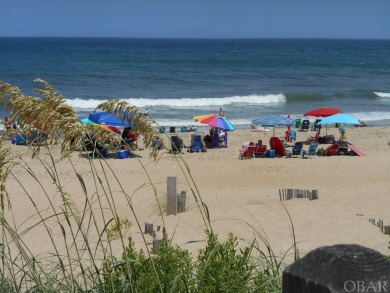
295;119;302;129
116;150;129;159
267;149;276;158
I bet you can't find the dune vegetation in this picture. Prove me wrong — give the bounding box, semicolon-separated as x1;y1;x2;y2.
0;80;299;292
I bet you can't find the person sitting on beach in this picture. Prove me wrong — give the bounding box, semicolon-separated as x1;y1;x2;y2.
127;128;138;143
151;136;163;150
357;120;368;127
121;126;138;148
219;107;225;117
144;109;149;117
210;127;219;136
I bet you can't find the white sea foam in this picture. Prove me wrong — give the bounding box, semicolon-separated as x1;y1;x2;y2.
374;92;390;98
66;94;286;110
350;111;390;122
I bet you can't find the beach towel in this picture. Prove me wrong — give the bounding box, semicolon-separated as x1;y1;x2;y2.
241;142;250;152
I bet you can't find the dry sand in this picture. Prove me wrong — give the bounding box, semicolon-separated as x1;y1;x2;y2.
5;125;390;266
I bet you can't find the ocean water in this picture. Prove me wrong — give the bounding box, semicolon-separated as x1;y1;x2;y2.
1;37;390;128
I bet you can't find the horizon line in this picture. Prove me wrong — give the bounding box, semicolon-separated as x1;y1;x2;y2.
1;36;389;41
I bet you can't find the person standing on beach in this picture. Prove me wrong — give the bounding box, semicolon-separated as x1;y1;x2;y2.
339;124;347;141
219;107;225;117
4;117;12;134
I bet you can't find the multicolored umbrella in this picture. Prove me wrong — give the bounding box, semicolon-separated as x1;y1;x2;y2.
80;117;121;134
100;125;121;134
192;114;236;131
304;107;342;117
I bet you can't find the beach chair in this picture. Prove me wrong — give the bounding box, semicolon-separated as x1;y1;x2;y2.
300;119;310;131
169;134;183;154
211;130;226;148
151;138;164;150
239;142;255;159
312;119;322;131
290;130;297;142
28;130;48;145
286;141;304;158
303;142;319;158
254;140;267;158
190;133;206;153
13;134;27;145
325;143;339;156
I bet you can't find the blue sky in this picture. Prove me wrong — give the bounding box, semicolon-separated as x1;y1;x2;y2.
1;0;389;39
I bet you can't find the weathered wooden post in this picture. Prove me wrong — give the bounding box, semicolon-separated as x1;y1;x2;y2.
167;176;177;216
177;191;186;213
310;190;318;200
282;244;390;293
152;239;162;251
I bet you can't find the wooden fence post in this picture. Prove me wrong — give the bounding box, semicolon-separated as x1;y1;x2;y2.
167;176;177;216
177;191;186;213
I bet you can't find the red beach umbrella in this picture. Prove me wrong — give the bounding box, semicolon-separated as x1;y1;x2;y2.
304;107;342;117
304;107;342;135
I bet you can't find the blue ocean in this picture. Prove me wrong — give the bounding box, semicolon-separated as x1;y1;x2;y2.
1;38;390;128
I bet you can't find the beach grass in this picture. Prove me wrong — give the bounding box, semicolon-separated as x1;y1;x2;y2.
0;79;302;292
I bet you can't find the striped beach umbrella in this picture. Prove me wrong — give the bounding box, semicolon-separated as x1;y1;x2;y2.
251;115;295;136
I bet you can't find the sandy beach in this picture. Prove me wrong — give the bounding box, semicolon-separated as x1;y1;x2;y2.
5;124;390;266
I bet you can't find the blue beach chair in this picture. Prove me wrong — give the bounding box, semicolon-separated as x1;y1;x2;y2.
190;133;206;153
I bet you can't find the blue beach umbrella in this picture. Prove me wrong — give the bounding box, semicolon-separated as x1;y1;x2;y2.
251;115;295;136
88;111;131;127
318;113;360;126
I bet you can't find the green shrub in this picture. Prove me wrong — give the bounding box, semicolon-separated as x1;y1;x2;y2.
101;237;193;292
195;231;256;293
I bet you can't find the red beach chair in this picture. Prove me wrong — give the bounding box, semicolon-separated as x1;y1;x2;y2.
239;142;255;159
254;140;267;158
325;143;339;156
